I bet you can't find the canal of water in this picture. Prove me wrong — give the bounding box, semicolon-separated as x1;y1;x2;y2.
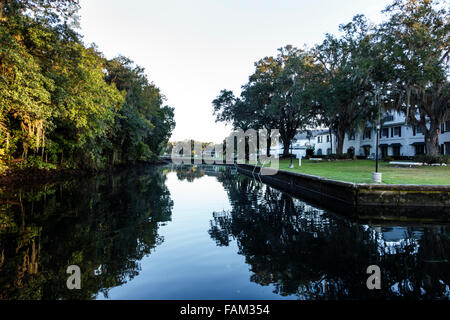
0;164;448;299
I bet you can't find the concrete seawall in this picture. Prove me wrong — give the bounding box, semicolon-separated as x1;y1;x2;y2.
237;164;450;222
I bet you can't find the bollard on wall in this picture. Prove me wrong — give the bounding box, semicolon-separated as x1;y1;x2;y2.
372;172;382;183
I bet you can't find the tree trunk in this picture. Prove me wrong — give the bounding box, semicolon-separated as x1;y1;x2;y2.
0;1;5;19
336;127;346;155
112;150;117;165
282;138;291;157
266;135;271;157
245;137;249;161
329;131;333;154
425;120;441;156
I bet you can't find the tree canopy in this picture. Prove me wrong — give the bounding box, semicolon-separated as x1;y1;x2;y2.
213;46;319;157
213;0;449;156
0;1;175;171
376;0;450;155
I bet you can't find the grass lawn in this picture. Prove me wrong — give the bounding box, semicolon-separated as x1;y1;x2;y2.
272;159;450;185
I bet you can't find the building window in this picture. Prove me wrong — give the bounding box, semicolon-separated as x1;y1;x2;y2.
392;146;401;157
415;144;425;155
317;149;322;155
383;115;394;122
413;125;424;136
327;148;331;155
394;126;401;137
445;142;450;155
317;136;322;143
348;130;356;141
380;146;388;158
382;128;389;138
441;120;450;132
362;146;370;157
326;135;330;142
363;128;371;140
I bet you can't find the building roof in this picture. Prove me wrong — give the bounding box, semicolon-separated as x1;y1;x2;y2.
382;122;405;127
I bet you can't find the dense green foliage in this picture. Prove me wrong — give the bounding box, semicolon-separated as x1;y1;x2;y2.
213;0;449;156
314;15;380;154
0;0;175;171
213;46;320;157
377;0;449;155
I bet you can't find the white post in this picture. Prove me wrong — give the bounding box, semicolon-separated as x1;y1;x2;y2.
372;172;382;183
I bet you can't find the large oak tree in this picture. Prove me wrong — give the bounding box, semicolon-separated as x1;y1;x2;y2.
377;0;449;156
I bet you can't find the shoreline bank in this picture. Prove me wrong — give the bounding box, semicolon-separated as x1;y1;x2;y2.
0;158;169;188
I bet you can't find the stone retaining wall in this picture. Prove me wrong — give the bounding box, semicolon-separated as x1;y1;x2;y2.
237;164;450;222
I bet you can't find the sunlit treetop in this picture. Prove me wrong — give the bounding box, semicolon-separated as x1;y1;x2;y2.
0;0;80;25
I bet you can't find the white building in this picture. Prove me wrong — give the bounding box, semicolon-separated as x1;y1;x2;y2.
274;112;450;158
271;129;326;158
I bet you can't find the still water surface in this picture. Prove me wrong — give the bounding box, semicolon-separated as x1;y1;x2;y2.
0;165;448;299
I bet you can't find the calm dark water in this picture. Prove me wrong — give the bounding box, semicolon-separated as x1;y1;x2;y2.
0;165;448;300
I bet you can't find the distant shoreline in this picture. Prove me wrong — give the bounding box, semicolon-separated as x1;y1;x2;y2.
0;159;169;188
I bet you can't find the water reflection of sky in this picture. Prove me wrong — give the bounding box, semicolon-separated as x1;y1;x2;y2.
98;172;295;300
2;164;446;300
97;166;449;300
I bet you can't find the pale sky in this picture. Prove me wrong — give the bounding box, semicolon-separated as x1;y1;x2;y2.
79;0;392;143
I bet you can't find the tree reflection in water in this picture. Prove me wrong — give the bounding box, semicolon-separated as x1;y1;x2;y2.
0;167;173;299
173;164;226;182
1;165;448;300
209;171;450;299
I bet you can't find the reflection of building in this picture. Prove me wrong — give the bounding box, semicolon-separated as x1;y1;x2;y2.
273;112;450;157
372;226;423;255
374;226;423;242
